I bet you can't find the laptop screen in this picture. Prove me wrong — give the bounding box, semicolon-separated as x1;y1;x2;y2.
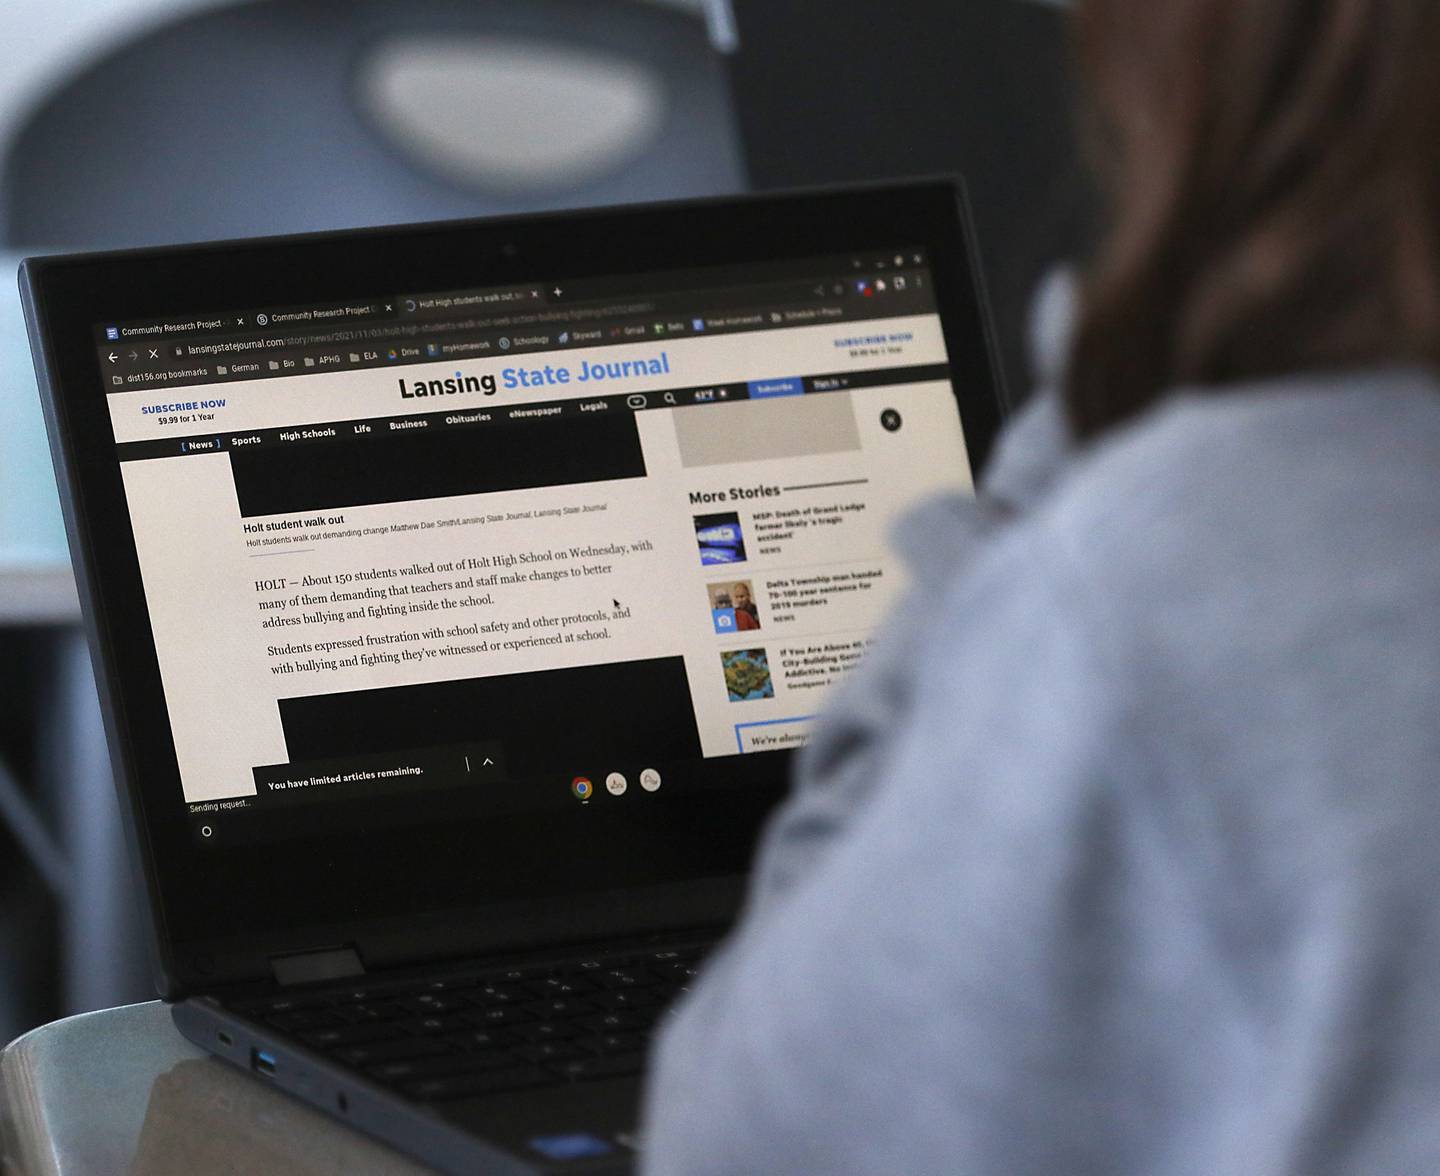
95;249;973;847
33;187;1002;965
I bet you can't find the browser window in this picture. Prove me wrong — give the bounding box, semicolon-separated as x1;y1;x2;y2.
95;253;973;833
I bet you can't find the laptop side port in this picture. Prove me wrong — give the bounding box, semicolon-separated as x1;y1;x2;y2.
251;1047;278;1077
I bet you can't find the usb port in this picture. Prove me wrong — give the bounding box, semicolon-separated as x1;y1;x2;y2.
251;1048;277;1077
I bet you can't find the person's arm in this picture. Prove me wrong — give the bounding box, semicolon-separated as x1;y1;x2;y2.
741;492;1002;903
642;536;1225;1175
740;385;1076;908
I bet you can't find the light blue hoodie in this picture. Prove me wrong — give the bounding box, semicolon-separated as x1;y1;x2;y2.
642;313;1440;1171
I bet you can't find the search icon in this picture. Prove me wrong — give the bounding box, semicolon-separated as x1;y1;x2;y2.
663;392;677;406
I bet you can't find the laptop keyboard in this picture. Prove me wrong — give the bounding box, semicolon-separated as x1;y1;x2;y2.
225;944;708;1103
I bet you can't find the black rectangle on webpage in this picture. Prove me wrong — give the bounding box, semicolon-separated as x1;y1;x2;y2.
229;410;646;517
277;657;702;776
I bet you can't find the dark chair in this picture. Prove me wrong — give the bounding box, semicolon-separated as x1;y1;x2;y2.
728;0;1088;398
2;0;746;250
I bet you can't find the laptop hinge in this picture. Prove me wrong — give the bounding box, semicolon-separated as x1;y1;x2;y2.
270;945;365;987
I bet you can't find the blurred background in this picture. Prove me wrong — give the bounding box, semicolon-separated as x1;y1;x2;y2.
0;0;1085;1045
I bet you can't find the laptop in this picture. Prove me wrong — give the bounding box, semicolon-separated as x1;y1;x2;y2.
20;181;1006;1174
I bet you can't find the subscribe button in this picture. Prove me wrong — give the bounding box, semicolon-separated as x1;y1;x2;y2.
747;377;803;399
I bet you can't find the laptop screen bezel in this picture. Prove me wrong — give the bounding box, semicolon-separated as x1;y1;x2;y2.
23;181;1006;994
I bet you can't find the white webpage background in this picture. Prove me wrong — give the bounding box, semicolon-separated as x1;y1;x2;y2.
117;317;971;802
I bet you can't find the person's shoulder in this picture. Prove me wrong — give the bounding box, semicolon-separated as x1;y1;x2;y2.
1030;366;1440;590
891;363;1440;696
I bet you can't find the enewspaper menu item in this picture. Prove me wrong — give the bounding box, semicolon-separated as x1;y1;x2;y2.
108;309;973;812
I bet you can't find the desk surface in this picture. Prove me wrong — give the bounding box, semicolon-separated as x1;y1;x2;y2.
1;1002;432;1175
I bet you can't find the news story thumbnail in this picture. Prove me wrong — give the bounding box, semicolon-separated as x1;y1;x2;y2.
722;648;773;702
708;580;761;635
694;512;746;566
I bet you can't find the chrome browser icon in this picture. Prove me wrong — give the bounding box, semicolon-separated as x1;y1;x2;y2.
571;776;594;800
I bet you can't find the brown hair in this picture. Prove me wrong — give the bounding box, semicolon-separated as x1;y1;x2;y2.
1066;0;1440;438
